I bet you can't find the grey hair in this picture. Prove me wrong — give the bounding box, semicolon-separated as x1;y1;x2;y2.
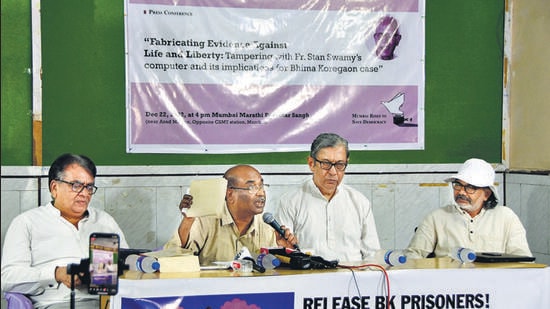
310;133;349;159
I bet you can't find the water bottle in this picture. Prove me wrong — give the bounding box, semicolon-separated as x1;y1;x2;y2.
450;247;476;263
372;249;407;266
125;254;160;273
256;253;281;270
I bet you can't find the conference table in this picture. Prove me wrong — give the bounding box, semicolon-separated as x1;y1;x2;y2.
109;258;549;308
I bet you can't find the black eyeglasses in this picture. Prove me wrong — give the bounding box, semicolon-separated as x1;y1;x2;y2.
313;157;348;171
451;181;479;194
229;183;269;194
56;179;98;195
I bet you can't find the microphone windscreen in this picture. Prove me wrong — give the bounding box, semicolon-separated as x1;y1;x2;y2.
263;212;275;224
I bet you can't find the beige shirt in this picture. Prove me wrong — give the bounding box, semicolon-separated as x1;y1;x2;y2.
165;204;278;266
406;203;532;259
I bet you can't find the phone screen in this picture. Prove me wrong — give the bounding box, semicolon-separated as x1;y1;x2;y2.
88;232;120;295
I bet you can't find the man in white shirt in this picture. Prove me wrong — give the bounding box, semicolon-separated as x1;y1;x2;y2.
275;133;381;262
406;158;532;259
1;153;129;309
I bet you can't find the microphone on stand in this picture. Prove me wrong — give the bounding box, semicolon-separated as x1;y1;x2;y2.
262;212;300;251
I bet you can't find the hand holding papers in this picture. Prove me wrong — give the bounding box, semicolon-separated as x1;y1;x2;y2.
184;178;227;218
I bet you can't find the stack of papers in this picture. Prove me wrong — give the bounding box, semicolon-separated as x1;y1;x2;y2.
143;247;200;273
185;178;227;218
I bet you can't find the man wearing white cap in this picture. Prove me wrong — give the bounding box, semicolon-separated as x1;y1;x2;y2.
405;158;532;259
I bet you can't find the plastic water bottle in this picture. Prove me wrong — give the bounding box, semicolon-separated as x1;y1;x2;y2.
256;253;281;270
450;247;476;263
125;254;160;273
372;249;407;266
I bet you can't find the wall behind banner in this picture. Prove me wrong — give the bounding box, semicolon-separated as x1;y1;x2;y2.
3;1;506;166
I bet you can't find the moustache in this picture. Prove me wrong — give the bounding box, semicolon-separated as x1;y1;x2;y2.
455;194;471;203
255;197;266;203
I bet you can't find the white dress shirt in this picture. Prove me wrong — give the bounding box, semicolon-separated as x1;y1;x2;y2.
1;202;128;308
275;179;380;262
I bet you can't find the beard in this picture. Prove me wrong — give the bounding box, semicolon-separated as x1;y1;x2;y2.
457;203;476;213
454;194;479;214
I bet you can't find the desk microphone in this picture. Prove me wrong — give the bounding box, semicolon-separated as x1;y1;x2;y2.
234;247;265;273
262;212;300;251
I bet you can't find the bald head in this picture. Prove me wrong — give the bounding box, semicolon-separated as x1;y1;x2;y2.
376;15;400;35
224;165;267;218
224;165;261;187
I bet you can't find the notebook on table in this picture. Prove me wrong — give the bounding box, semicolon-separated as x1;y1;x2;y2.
474;252;535;263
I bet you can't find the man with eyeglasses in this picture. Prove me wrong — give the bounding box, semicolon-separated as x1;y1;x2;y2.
164;165;298;266
1;153;128;309
274;133;381;262
405;158;532;259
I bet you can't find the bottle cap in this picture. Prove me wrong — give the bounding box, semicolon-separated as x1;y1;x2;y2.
398;255;407;264
152;261;160;271
271;256;281;267
467;252;476;261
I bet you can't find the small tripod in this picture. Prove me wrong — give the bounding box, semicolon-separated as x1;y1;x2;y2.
67;258;90;309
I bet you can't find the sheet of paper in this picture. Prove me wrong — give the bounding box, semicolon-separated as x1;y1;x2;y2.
143;247;194;258
185;177;227;218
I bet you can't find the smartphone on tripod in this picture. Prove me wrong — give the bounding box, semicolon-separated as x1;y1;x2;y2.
88;232;120;295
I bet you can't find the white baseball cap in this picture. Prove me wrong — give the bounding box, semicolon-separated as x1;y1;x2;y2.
445;158;500;201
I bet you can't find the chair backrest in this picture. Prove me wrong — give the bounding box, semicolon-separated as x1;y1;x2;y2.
4;292;33;309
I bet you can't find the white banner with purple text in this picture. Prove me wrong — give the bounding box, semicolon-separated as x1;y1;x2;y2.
125;0;425;153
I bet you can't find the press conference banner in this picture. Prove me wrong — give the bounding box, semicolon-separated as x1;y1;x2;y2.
110;267;550;308
125;0;425;153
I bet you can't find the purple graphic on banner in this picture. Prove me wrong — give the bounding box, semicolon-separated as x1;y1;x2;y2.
121;292;294;308
373;16;402;61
